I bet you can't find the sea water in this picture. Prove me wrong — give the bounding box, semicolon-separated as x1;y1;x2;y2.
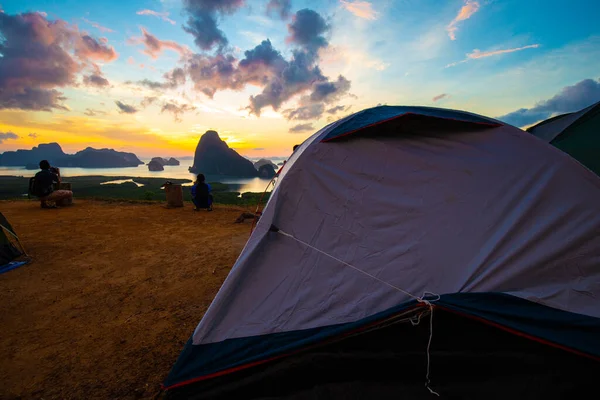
0;158;284;193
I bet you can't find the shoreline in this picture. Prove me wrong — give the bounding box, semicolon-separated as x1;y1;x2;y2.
0;175;271;206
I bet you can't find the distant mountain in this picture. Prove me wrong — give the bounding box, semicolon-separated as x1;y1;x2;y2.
55;148;144;168
0;143;144;168
0;143;66;166
189;131;258;177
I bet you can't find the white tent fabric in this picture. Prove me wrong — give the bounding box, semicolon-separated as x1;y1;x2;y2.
193;115;600;346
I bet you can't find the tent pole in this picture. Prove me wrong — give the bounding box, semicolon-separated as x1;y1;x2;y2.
250;177;276;235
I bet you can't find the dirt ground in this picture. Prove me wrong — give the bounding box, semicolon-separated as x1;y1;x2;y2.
0;200;252;399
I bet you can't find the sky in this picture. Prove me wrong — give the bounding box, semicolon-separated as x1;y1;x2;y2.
1;0;600;158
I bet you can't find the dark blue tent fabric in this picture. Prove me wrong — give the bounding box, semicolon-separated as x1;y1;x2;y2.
321;105;501;142
164;299;420;388
0;260;29;275
438;293;600;357
164;292;600;389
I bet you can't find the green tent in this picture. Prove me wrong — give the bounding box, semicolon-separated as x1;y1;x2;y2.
527;101;600;176
0;212;27;273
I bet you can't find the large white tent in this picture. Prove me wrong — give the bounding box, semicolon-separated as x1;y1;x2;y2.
165;106;600;399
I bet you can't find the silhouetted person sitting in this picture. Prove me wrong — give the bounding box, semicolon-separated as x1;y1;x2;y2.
190;174;213;211
31;160;73;208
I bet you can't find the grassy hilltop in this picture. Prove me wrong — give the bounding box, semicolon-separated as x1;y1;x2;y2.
0;175;270;207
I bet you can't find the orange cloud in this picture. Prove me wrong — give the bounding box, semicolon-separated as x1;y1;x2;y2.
81;17;115;33
128;28;190;59
340;0;378;20
468;44;540;59
445;44;541;67
136;9;176;25
446;0;480;40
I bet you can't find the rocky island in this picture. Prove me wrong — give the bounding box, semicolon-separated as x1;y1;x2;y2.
147;160;165;171
149;157;181;166
0;143;144;168
189;131;258;177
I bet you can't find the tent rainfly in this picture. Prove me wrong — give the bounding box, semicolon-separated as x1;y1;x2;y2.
164;106;600;400
527;100;600;176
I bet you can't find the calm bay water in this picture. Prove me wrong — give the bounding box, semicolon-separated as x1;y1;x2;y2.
0;158;282;193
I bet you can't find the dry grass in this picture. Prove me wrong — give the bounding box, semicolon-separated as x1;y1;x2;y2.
0;200;251;399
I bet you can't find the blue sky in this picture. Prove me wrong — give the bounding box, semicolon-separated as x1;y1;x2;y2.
1;0;599;157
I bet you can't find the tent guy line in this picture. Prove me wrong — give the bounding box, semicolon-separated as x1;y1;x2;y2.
272;225;441;396
272;225;438;304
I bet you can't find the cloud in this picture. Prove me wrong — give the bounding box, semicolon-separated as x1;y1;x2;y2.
469;44;541;59
129;28;190;59
160;101;196;122
164;68;187;87
0;12;86;110
176;10;351;118
81;17;115;33
115;101;138;114
0;11;117;111
266;0;291;19
283;103;324;120
340;1;378;20
432;93;449;102
83;73;110;88
287;8;330;55
135;67;186;90
182;0;245;51
0;131;19;143
326;105;346;114
497;78;600;127
253;147;265;150
186;53;239;98
309;75;351;103
446;0;480;40
136;9;176;25
75;35;118;62
445;44;540;67
28;132;39;138
289;123;314;133
127;56;135;65
278;75;351;122
136;79;164;90
84;108;107;116
141;96;159;107
247;49;328;115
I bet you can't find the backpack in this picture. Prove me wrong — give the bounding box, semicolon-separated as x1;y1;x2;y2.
29;176;50;198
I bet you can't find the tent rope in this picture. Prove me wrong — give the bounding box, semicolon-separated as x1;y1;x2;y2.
275;228;440;396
